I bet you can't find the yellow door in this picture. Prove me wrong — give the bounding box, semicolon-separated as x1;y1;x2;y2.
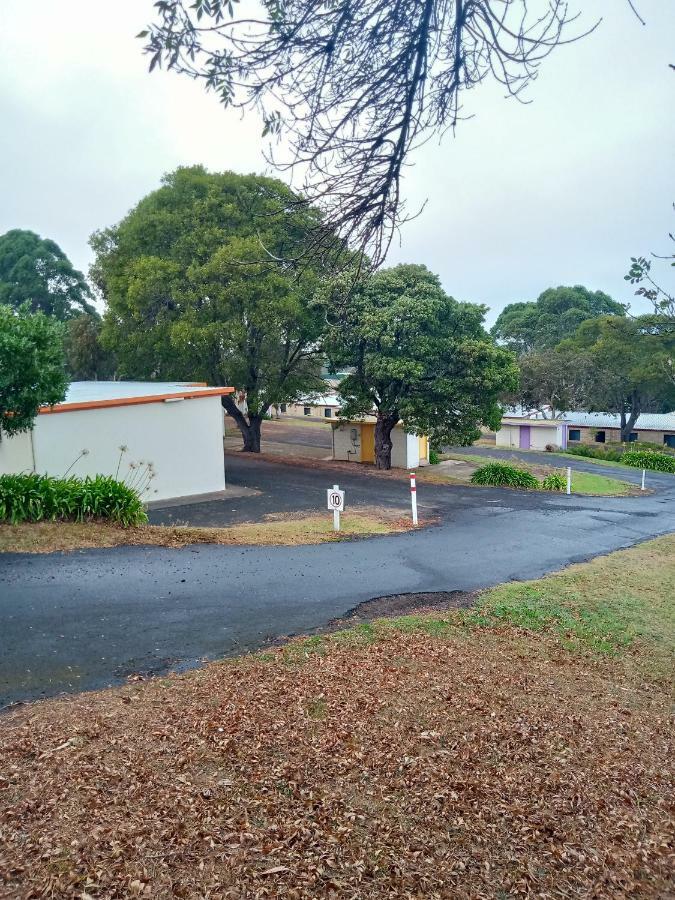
418;435;428;461
361;423;375;463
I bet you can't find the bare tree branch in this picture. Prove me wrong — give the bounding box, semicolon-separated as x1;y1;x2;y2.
140;1;611;265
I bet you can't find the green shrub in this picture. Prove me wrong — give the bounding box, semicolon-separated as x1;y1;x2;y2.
621;450;675;474
429;449;440;465
0;474;148;526
471;462;539;489
542;472;567;491
565;445;624;462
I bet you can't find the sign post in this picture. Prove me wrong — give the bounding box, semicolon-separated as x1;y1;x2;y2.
326;484;345;531
566;467;572;496
409;471;418;525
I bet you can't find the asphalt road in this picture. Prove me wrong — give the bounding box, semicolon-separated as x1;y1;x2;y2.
2;455;674;707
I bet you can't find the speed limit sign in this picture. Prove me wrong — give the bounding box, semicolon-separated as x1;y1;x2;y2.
327;487;345;511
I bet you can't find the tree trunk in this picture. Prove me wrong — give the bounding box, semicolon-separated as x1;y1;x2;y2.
374;412;398;470
222;395;263;453
620;391;641;443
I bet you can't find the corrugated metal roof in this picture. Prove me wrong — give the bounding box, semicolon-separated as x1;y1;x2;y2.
502;406;675;431
563;411;675;430
39;381;232;415
62;382;222;403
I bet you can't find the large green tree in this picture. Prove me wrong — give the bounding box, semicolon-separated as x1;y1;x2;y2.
92;166;329;452
0;229;96;320
323;264;519;469
0;304;68;438
563;315;675;441
505;348;595;419
492;285;626;354
64;314;116;381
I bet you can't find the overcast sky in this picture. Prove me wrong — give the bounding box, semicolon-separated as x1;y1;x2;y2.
1;1;673;324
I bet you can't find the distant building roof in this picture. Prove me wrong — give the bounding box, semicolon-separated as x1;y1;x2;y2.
296;393;342;408
40;381;233;415
563;411;675;431
501;406;675;432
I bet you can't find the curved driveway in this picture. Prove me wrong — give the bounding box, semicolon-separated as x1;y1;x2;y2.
1;455;674;707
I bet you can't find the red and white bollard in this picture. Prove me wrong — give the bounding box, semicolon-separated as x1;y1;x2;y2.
409;471;418;525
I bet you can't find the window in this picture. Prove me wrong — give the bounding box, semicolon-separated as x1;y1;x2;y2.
303;406;311;416
628;432;638;442
568;428;581;442
324;408;332;418
595;431;606;443
279;403;286;413
664;434;675;448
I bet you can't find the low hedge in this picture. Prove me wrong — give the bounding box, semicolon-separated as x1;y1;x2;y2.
0;473;148;526
621;450;675;474
565;445;624;463
471;462;539;489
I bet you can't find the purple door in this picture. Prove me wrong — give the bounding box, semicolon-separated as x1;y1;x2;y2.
519;425;531;449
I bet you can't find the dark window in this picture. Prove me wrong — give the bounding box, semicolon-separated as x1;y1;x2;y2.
279;403;286;413
664;434;675;448
568;429;581;442
324;408;332;418
303;406;311;416
595;431;606;443
628;432;638;442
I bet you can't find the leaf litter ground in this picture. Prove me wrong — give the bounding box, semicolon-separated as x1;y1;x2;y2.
1;543;674;898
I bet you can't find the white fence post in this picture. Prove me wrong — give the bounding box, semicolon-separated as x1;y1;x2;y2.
410;471;418;525
641;469;646;491
566;467;572;496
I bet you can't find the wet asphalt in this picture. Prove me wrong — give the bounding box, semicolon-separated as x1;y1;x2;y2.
1;454;674;707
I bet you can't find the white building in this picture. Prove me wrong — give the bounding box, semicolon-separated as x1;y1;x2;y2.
276;393;342;420
497;416;568;451
0;382;233;503
331;419;429;468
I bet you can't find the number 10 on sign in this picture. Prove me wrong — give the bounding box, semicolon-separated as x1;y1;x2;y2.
327;484;345;531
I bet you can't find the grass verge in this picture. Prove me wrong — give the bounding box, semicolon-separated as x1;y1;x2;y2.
443;452;634;495
0;509;415;554
1;536;673;898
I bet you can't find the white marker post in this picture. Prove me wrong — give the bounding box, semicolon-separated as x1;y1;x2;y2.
327;484;345;531
409;471;418;525
641;468;646;491
566;466;572;496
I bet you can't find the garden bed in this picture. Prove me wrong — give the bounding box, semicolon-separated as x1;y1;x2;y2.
0;508;418;554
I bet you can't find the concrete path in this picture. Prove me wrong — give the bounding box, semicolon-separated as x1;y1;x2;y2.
2;455;674;707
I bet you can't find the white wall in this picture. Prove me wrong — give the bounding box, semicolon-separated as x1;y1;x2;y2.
496;425;519;448
0;430;34;475
332;423;362;462
391;429;416;468
29;395;225;501
530;425;562;451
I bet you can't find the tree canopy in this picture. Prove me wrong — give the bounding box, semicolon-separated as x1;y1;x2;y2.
492;285;626;354
0;229;96;320
92;166;329;451
0;304;68;438
562;315;675;441
64;314;116;381
323;263;519;468
504;349;595;419
140;1;612;263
